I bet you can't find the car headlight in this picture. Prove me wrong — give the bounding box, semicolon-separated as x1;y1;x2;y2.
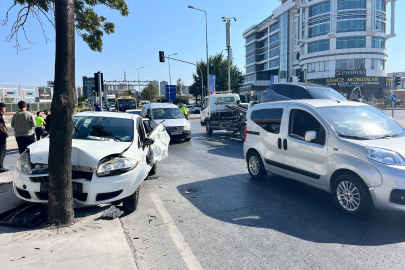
17;151;31;174
184;123;191;130
364;146;405;165
97;158;138;177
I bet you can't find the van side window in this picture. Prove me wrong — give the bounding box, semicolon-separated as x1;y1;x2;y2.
289;109;326;145
292;87;312;99
262;109;283;134
278;85;294;98
202;98;209;110
250;109;264;125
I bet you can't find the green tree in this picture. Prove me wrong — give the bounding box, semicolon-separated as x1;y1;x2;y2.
78;95;85;102
140;82;158;101
189;53;244;98
176;78;186;103
2;0;129;225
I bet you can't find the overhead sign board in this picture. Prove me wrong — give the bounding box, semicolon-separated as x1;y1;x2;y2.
25;91;35;97
38;87;52;100
47;81;54;87
335;70;366;77
4;90;17;96
165;85;176;100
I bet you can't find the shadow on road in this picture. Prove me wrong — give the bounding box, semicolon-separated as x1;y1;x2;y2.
177;172;405;246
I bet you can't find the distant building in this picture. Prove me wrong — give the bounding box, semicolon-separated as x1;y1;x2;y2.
152;80;160;94
159;81;168;96
183;86;190;95
82;76;95;97
76;86;83;98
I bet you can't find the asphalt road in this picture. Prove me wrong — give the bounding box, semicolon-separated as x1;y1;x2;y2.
120;118;405;270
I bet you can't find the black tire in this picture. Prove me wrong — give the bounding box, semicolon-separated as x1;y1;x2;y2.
332;174;374;217
247;151;267;180
149;163;157;176
239;123;246;141
123;186;140;213
206;120;213;135
184;137;191;142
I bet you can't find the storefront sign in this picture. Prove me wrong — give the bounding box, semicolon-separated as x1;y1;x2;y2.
38;87;52;100
335;70;366;77
4;90;17;96
25;91;35;97
308;77;388;88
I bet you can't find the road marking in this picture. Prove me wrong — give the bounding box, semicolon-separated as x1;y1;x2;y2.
149;192;204;270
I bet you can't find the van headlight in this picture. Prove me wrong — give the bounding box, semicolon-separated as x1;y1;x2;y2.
97;158;138;177
184;123;191;130
17;151;31;174
364;147;405;165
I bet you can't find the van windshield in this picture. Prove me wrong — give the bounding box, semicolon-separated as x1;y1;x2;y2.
152;108;184;119
317;106;404;139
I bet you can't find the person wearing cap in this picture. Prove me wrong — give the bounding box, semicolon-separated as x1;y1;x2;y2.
0;103;9;172
94;103;101;111
43;109;51;132
11;101;36;154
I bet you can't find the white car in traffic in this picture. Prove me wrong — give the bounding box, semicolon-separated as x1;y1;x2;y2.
14;112;170;212
109;105;116;112
244;100;405;216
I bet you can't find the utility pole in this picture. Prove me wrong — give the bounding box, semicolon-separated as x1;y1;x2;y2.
223;17;236;91
149;84;152;103
167;53;177;103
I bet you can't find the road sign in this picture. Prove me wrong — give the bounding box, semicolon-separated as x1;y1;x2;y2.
392;95;397;102
165;85;176;101
47;81;54;87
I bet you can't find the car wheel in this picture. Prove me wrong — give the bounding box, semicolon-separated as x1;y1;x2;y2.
206;120;213;135
149;163;157;176
123;186;140;213
239;123;246;141
332;174;374;217
247;151;267;180
184;137;191;142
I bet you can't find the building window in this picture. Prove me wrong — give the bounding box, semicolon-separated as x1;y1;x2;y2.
336;36;366;49
258;38;268;48
279;12;289;80
257;28;268;39
337;0;366;10
246;34;255;44
246;65;255;74
371;59;384;70
270;22;279;32
376;0;386;12
270;47;280;58
309;1;330;17
259;62;269;71
376;21;386;33
372;37;385;49
308;61;329;73
308;39;330;53
257;52;268;62
246;43;255;54
337;10;366;20
308;14;330;27
337;20;365;32
336;59;365;70
270;58;280;68
270;33;280;44
308;23;330;38
246;56;255;65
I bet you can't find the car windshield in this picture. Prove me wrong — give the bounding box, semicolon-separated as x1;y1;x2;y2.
152;108;184;119
308;87;347;101
73;116;134;142
317;106;404;139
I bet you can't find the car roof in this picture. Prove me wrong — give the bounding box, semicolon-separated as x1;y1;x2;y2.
252;99;369;110
75;111;138;119
272;82;333;89
148;103;179;109
126;109;141;112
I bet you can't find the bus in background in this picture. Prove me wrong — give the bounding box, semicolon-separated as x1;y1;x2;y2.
116;96;137;112
107;94;116;109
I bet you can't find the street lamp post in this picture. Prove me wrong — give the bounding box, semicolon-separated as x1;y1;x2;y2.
137;66;144;94
222;16;236;91
188;5;209;97
167;53;177;103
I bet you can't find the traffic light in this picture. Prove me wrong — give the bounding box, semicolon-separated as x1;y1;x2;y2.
159;51;165;62
395;76;401;87
92;87;96;93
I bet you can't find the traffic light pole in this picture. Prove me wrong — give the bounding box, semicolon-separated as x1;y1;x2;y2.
393;76;395;118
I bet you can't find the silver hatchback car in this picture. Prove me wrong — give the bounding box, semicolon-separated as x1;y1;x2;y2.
243;100;405;217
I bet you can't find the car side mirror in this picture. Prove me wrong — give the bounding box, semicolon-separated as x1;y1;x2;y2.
143;137;155;146
40;132;50;139
304;131;316;142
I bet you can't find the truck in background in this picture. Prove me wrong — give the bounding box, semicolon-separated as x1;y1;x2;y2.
107;94;116;109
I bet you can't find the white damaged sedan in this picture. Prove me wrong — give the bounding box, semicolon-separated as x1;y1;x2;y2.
13;111;170;212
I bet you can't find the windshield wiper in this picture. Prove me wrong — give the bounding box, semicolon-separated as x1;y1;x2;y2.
337;133;370;140
91;126;122;142
373;134;399;140
74;126;83;138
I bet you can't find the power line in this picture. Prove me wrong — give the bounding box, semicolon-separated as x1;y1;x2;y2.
207;12;265;20
177;15;205;55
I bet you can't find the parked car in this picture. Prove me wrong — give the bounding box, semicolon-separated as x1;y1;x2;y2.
260;82;346;102
14;112;170;212
109;105;116;112
141;103;191;141
244;99;405;217
126;109;142;115
187;103;201;114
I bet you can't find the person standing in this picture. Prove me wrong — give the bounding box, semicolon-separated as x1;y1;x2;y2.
0;103;10;172
11;101;36;154
43;109;51;132
34;111;46;140
94;103;101;111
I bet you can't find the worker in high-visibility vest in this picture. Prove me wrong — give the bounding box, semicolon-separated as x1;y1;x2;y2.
180;104;189;119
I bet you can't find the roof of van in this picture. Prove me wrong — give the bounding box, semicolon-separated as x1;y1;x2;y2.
252;99;369;110
148;103;179;109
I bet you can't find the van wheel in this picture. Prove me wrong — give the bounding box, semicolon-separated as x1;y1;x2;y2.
247;151;267;180
239;123;246;141
332;174;374;217
123;186;140;213
206;120;213;135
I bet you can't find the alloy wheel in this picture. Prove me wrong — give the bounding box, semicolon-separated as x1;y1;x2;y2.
249;156;260;176
337;181;361;211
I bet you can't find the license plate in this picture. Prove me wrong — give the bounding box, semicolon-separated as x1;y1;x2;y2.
171;131;182;135
40;182;83;193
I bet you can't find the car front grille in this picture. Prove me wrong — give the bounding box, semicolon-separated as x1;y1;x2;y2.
30;176;49;183
30;170;93;182
36;192;88;202
165;126;184;131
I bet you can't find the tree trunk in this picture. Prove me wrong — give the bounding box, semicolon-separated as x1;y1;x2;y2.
47;0;75;225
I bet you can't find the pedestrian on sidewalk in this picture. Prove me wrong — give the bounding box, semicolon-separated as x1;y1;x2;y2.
34;111;46;141
0;103;10;173
43;109;51;132
94;103;101;111
11;101;36;154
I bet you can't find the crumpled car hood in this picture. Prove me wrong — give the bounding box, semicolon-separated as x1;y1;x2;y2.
153;118;188;127
28;138;132;168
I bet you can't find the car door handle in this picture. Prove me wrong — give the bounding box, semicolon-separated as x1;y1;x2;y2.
278;138;282;149
283;139;287;150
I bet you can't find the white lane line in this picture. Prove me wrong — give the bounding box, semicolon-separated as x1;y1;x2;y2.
149;192;204;270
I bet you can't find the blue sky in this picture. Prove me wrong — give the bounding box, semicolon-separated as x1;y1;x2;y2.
0;0;404;88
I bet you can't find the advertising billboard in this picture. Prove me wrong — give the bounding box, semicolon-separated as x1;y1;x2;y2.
38;87;52;100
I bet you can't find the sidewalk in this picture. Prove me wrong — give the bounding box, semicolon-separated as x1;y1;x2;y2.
0;127;137;270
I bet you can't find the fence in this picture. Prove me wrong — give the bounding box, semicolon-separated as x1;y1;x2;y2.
4;103;52;113
0;83;53;103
